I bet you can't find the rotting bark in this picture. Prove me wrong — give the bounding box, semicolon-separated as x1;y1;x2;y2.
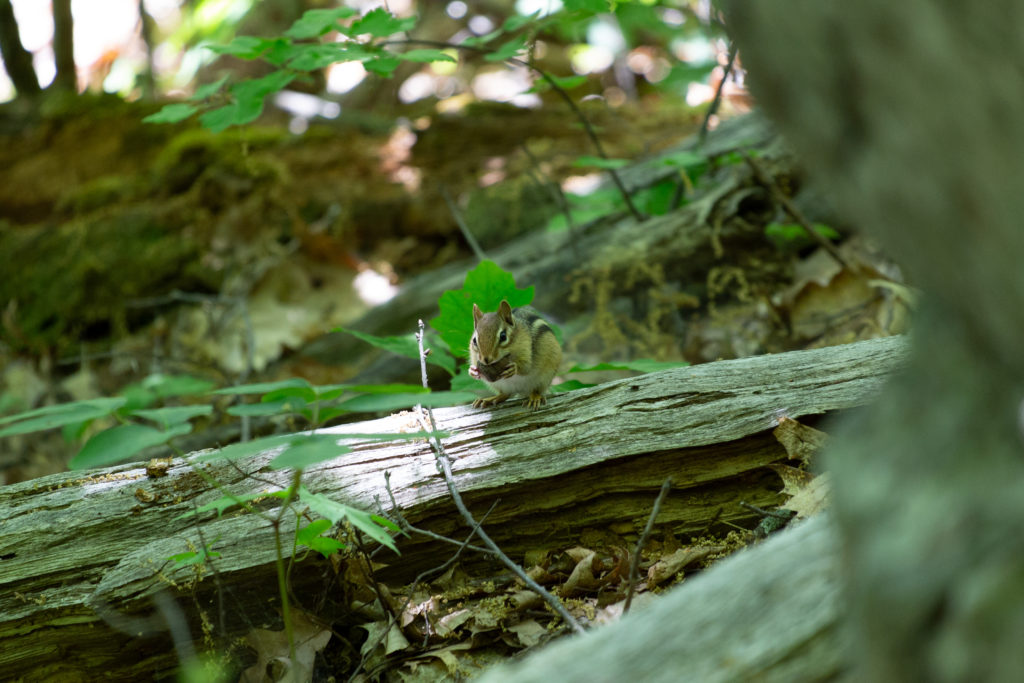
479;512;843;683
0;335;905;681
296;113;782;378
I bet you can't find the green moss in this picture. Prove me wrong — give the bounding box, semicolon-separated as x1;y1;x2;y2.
56;175;149;215
155;126;290;194
0;210;212;352
463;175;558;246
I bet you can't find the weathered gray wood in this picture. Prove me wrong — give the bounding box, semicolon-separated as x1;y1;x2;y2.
722;3;1024;681
0;335;906;680
480;513;843;683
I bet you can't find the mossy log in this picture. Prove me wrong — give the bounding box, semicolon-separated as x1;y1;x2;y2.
0;335;905;681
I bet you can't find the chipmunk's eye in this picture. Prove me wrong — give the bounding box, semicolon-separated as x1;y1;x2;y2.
499;331;507;343
471;336;477;347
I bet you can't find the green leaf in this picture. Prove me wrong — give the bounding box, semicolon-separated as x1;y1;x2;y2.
199;71;296;131
314;384;354;400
661;150;707;171
142;373;216;398
565;0;611;13
335;391;476;413
300;486;398;552
179;490;288;518
169;543;221;566
400;49;457;63
572;155;630;170
199;104;241;133
570;359;689;373
502;11;541;32
0;398;126;437
194;433;303;463
485;35;528;62
308;536;346;557
659;61;717;89
143;103;199;124
232;70;295;112
0;397;124;428
461;28;504;47
130;405;212;429
337;328;455;375
226;399;307;417
345;383;429;394
207;36;277;60
269;434;349;470
450;368;479;393
213;378;312;396
529;73;588;93
69;422;191;469
284;7;358;39
429;260;534;358
262;41;299;67
317;406;349;423
636;178;678;216
764;222;840;248
364;55;402;76
339;328;420;359
286;43;352;71
297;518;332;543
262;385;318;403
347;8;416;38
296;519;346;557
191;75;230;101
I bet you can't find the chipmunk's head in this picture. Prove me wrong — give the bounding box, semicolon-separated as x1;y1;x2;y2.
471;300;515;364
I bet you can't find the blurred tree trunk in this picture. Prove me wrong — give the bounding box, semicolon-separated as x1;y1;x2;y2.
0;0;40;95
52;0;76;91
137;0;156;97
727;2;1024;680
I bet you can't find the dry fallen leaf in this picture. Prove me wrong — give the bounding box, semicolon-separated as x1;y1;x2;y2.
240;609;332;683
646;546;722;587
507;618;547;648
767;463;815;496
786;472;831;519
773;416;829;466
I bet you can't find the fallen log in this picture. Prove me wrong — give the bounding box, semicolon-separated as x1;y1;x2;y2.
0;335;906;680
480;512;843;683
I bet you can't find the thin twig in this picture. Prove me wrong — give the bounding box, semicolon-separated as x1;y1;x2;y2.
623;478;672;614
191;500;227;637
739;500;797;521
743;152;853;270
383;38;645;222
439;184;488;262
414;320;585;635
695;507;723;540
698;41;738;148
533;69;644;222
381;476;495;555
520;142;582;256
347;500;498;683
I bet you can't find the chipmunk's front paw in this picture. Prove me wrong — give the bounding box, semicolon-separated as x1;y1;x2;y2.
473;393;510;409
523;392;547;410
469;365;481;380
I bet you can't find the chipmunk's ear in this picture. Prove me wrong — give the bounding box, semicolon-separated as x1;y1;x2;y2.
473;303;483;325
498;300;513;323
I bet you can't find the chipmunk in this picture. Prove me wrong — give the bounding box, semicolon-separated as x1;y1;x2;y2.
469;300;562;410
